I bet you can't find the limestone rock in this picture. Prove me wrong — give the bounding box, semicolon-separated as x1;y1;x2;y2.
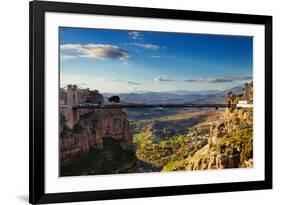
60;108;133;161
186;82;253;170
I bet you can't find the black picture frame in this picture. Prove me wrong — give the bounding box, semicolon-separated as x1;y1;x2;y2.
29;1;272;204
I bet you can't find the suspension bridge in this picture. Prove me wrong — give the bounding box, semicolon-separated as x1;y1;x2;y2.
70;103;236;109
60;84;252;129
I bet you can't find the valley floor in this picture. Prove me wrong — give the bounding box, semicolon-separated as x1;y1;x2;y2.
130;109;225;172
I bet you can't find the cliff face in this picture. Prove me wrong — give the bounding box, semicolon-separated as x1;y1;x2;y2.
60;108;132;162
187;82;253;170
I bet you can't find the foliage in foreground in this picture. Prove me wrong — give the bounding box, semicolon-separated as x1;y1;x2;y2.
60;138;137;176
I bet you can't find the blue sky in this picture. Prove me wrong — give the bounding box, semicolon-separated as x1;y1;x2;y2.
60;27;253;93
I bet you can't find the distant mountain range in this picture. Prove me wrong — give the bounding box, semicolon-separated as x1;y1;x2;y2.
103;85;244;104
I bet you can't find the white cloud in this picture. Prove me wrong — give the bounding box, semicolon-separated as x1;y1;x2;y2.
184;79;203;82
60;44;130;60
150;55;162;59
60;55;77;61
128;31;143;40
132;43;160;50
206;77;233;83
127;81;142;85
229;76;253;81
150;55;174;59
183;76;252;83
154;75;174;83
102;78;141;85
60;44;82;50
61;74;143;93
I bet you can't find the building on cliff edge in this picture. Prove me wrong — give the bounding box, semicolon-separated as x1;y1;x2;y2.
60;84;104;129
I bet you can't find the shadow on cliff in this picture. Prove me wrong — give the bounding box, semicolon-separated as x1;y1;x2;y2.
60;138;137;176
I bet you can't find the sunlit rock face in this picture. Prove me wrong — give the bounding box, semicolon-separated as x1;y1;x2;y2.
60;108;132;162
187;82;254;170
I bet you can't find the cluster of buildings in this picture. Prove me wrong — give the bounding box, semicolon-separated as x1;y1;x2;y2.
60;84;104;108
59;84;104;129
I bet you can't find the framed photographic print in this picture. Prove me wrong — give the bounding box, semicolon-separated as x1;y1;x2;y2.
29;0;272;204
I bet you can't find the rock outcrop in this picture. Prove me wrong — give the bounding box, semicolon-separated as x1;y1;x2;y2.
186;82;254;170
60;108;133;162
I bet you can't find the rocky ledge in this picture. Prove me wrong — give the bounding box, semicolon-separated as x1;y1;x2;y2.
60;108;132;162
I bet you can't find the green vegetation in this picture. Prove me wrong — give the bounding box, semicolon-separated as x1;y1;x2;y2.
132;90;253;171
216;127;253;164
61;82;253;174
60;138;137;176
183;126;253;170
181;104;253;170
134;127;209;169
133;132;152;145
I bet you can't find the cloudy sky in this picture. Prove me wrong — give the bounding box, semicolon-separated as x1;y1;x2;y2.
60;27;253;93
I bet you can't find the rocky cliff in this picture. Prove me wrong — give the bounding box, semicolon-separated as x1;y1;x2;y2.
186;82;254;170
60;108;133;162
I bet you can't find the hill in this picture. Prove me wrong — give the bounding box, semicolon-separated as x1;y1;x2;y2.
103;85;243;105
